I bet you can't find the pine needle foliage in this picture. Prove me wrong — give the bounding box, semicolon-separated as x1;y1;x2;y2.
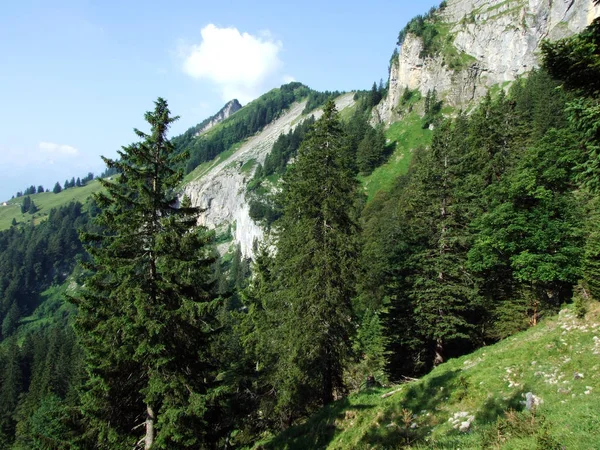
252;100;361;425
73;98;223;449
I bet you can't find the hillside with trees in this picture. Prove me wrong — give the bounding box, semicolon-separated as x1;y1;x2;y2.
0;2;599;448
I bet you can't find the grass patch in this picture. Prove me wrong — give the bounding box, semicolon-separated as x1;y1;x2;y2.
0;180;103;231
360;112;432;202
255;301;600;449
241;158;258;174
183;143;242;184
436;23;478;71
488;80;514;99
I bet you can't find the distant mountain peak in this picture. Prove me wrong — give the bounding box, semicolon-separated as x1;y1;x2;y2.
195;99;242;136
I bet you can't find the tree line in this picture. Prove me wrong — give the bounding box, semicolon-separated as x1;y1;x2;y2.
11;173;94;200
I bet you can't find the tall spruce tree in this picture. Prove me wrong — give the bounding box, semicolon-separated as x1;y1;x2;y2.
257;100;361;424
73;98;221;449
398;119;481;367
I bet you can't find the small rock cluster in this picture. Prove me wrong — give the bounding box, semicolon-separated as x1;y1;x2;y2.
504;366;521;388
522;392;543;411
448;411;474;432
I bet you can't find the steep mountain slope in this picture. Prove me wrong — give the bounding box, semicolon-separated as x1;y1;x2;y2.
182;93;356;256
256;302;600;449
375;0;600;124
0;180;103;231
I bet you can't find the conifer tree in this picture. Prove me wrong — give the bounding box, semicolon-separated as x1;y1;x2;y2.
73;98;221;449
389;119;482;368
0;340;22;444
257;100;361;423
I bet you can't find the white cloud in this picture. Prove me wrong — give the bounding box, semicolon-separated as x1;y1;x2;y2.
181;24;290;103
39;141;79;156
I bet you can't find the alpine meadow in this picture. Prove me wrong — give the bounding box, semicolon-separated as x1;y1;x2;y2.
1;0;600;449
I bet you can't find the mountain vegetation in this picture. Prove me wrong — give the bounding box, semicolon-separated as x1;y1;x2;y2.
0;7;599;450
172;82;339;175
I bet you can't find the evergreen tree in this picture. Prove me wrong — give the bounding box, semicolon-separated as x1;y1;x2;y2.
542;19;600;300
28;199;38;214
52;182;62;194
410;119;482;365
255;100;361;423
73;98;222;448
20;196;31;214
469;128;584;327
356;125;387;174
0;340;22;443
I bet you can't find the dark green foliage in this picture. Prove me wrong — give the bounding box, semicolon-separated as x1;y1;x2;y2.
469;128;584;304
539;20;600;303
248;199;282;225
20;196;30;214
357;67;591;378
542;18;600;97
11;326;85;449
0;340;22;442
52;182;62;194
74;98;223;448
0;202;88;339
302;89;343;114
261;115;315;178
0;20;599;449
399;119;483;367
356;125;387;175
245;101;361;426
396;7;441;58
389;47;399;72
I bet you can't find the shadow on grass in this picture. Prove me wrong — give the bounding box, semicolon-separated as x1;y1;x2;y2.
476;388;526;425
356;370;461;449
259;396;375;450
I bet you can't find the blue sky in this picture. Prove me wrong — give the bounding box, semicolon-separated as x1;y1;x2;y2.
0;0;439;201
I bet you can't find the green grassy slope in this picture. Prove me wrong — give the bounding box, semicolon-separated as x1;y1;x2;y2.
256;302;600;449
15;281;78;343
360;111;432;202
0;180;103;231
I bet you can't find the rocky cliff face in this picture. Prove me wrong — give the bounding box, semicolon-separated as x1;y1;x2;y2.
375;0;600;124
183;94;356;257
195;99;242;136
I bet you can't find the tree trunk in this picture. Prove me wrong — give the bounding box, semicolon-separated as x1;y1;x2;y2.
433;339;444;367
322;352;334;405
145;404;155;450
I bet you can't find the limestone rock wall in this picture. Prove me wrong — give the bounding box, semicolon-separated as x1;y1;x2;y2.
375;0;600;124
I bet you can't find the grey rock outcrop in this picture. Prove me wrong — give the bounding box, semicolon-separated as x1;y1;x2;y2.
374;0;600;124
195;99;242;136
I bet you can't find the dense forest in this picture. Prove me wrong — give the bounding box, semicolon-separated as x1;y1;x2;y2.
0;14;599;449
